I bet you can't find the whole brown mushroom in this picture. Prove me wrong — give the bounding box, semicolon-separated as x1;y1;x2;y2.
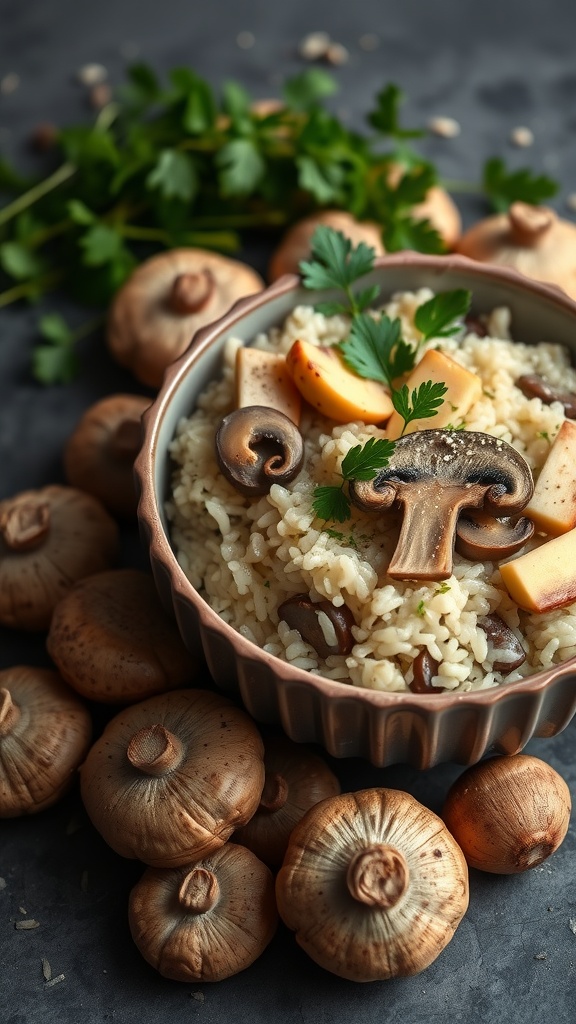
0;666;92;817
107;248;264;388
46;569;197;703
387;163;462;250
129;844;278;982
456;201;576;299
268;210;385;281
0;485;119;630
80;689;265;867
63;393;150;519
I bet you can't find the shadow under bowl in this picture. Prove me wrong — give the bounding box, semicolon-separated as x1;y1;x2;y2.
135;252;576;768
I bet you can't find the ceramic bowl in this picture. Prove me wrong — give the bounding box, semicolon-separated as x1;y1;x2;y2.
135;253;576;768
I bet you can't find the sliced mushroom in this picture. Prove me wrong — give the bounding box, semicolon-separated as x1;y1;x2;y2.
215;405;304;497
478;614;526;673
455;510;534;561
107;248;264;388
349;430;534;581
409;650;443;693
515;374;576;419
277;594;356;658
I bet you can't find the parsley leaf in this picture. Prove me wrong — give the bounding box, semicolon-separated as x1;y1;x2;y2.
483;157;558;212
146;150;198;202
32;314;77;385
392;380;448;433
312;437;395;523
339;313;415;386
368;84;423;140
217;139;265;196
414;289;472;342
0;242;45;281
312;485;352;524
282;68;338;111
300;226;378;315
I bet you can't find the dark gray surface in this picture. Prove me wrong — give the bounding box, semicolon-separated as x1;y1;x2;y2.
1;1;576;1021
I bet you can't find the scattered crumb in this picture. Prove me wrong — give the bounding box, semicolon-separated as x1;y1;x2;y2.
15;919;40;930
19;907;27;915
547;906;554;912
0;72;20;95
45;974;65;988
359;33;380;51
298;31;331;61
510;125;534;148
569;919;576;935
428;115;461;138
533;952;547;960
103;969;107;974
77;63;107;87
42;958;52;982
566;193;576;213
236;31;255;49
191;992;205;1002
326;43;349;66
0;878;6;890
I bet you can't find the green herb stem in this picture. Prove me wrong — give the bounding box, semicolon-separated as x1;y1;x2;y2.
0;163;77;228
119;224;240;250
0;271;63;308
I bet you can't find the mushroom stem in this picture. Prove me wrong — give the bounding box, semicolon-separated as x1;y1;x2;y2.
346;844;409;909
169;269;215;315
388;484;485;581
0;687;20;736
514;833;557;871
178;867;221;914
108;418;142;461
259;771;289;813
127;724;184;776
0;500;51;551
509;202;554;247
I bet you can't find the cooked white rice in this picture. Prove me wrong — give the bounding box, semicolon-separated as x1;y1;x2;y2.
166;289;576;693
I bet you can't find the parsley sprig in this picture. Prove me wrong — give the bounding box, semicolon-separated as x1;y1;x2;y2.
312;437;395;522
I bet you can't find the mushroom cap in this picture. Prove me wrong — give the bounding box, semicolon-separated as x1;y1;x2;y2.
215;405;304;496
0;485;119;630
128;844;278;982
276;788;469;981
0;665;92;817
63;393;150;518
455;510;534;561
80;688;265;866
107;248;264;388
456;202;576;299
46;568;198;703
386;164;462;249
268;210;385;281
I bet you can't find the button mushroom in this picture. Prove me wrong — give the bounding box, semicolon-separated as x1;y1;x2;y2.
128;844;278;982
0;485;119;630
107;248;264;388
276;788;469;981
0;666;92;817
349;429;534;581
268;211;385;281
455;510;534;561
46;569;197;703
409;650;443;693
215;405;304;497
478;613;526;673
456;201;576;300
277;594;356;659
80;689;265;867
63;393;150;519
515;373;576;419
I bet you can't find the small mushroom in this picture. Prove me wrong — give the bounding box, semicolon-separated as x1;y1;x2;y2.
128;844;278;982
215;405;304;497
107;248;264;388
0;485;119;630
455;510;534;561
46;569;197;703
515;373;576;418
0;666;92;817
386;163;462;249
80;689;265;867
276;788;469;981
63;393;150;518
456;201;576;300
349;429;534;581
409;650;443;693
478;613;526;673
233;736;341;865
268;210;385;281
277;594;356;658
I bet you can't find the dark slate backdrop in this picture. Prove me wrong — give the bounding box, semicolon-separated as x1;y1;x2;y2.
1;2;576;1022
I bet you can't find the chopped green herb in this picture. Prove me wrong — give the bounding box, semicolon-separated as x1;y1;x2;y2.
537;430;551;443
482;157;558;212
414;289;471;343
339;313;415;386
435;582;451;594
323;527;359;549
416;599;426;617
445;421;467;431
300;225;378;316
391;380;448;434
312;437;395;523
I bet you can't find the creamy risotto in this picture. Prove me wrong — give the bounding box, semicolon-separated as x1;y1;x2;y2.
166;289;576;693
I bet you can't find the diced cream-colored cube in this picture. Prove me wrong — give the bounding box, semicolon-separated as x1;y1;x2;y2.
236;347;302;425
384;348;482;439
500;529;576;612
524;420;576;535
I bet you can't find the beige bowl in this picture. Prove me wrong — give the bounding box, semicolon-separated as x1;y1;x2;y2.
135;253;576;768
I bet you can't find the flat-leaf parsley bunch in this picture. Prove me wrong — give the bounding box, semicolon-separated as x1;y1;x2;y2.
300;226;471;522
